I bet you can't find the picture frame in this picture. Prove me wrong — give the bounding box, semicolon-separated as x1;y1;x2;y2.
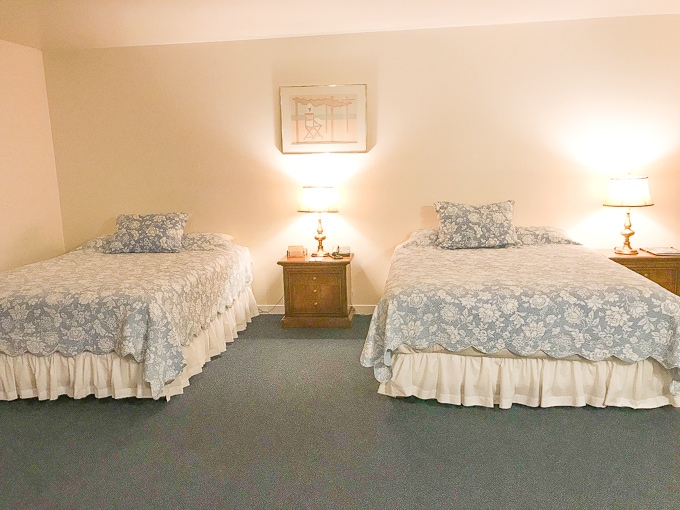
280;84;367;154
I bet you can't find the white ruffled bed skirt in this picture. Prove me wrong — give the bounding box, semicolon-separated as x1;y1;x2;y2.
0;287;258;401
379;350;680;409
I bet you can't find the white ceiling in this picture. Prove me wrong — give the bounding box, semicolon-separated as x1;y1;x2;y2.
1;0;680;51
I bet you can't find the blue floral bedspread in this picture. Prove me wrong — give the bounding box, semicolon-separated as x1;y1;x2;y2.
0;233;253;398
361;229;680;393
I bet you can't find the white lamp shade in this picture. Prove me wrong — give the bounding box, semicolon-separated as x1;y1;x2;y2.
298;186;339;213
603;175;653;208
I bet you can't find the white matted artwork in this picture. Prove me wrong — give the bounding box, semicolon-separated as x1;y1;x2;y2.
280;84;367;153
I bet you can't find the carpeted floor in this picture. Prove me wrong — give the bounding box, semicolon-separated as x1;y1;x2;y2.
1;313;678;509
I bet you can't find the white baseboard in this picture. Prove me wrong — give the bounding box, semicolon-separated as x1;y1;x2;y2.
257;304;285;314
257;304;375;315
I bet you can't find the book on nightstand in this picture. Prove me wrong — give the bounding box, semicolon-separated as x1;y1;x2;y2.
641;247;680;256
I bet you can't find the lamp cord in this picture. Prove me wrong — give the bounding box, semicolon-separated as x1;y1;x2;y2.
258;295;284;314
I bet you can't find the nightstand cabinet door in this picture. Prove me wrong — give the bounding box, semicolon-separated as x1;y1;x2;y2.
278;255;355;328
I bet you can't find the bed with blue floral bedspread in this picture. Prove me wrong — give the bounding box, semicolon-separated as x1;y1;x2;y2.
0;233;257;400
361;227;680;408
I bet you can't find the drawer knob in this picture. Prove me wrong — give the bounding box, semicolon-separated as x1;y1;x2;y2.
312;276;317;280
313;289;317;293
643;273;649;278
314;302;318;306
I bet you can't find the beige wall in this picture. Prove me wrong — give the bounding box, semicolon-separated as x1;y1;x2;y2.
0;40;63;271
42;16;680;310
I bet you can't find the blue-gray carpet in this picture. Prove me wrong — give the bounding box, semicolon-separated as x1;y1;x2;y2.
1;314;678;509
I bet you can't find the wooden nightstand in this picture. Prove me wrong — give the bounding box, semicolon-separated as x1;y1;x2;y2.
599;250;680;296
277;254;355;328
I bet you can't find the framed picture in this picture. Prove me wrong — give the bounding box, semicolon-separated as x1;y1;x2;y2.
280;84;367;154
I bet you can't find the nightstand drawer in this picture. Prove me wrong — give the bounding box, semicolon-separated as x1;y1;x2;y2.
288;272;340;287
601;250;680;297
288;284;342;314
629;268;674;285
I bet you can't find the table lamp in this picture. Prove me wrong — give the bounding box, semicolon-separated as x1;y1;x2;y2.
603;175;653;255
298;186;339;257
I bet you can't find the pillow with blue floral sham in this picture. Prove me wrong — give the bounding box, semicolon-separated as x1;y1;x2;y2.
181;232;234;251
79;231;233;253
399;228;440;249
76;235;111;252
515;226;580;246
103;213;189;253
434;200;518;249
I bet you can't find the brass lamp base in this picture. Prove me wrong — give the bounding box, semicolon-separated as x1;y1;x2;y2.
614;210;638;256
614;245;638;256
311;216;329;258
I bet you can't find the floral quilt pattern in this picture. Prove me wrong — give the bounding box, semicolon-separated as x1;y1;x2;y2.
0;233;253;399
361;230;680;393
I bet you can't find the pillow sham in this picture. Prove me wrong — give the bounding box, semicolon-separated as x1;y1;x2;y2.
103;213;189;253
76;235;112;252
400;228;440;249
515;226;580;246
80;231;233;253
434;200;518;249
181;232;235;251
